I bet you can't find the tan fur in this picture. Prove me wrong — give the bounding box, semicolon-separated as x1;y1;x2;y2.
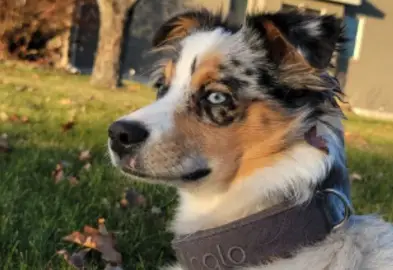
171;101;296;188
190;53;222;90
233;103;295;181
164;60;175;85
163;17;201;44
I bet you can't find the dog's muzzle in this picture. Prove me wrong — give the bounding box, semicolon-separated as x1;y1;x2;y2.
107;120;211;182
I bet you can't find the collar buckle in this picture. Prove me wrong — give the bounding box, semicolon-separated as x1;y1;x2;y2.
317;188;355;230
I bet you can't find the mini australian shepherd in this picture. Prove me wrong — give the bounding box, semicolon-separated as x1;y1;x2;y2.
108;8;393;270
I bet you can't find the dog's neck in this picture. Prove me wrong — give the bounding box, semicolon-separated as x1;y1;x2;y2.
170;141;335;236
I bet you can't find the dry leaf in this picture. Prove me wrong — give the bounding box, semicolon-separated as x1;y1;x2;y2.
0;112;8;121
68;176;79;186
119;199;128;209
83;163;91;171
350;172;362;182
52;163;65;183
121;189;146;208
59;98;73;105
62;218;122;265
62;121;75;132
9;114;20;122
79;150;91;161
0;133;12;153
21;116;29;123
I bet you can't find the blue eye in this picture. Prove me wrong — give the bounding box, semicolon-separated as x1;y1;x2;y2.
207;92;227;104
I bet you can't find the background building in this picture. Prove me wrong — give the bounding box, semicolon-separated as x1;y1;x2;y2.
70;0;392;120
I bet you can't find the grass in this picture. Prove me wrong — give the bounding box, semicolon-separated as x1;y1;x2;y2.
1;61;393;269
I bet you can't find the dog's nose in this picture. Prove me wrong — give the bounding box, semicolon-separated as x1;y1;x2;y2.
108;120;149;152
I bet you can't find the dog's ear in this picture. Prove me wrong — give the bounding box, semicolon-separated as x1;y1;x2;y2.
247;11;344;70
152;9;229;48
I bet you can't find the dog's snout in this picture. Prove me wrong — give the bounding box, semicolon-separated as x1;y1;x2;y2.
108;120;149;152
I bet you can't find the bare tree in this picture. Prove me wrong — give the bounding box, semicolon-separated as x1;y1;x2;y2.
90;0;139;88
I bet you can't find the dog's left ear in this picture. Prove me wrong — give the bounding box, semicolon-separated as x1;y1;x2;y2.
152;9;230;48
247;11;344;70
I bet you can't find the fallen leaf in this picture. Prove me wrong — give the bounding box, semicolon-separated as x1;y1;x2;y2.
0;133;11;153
344;132;369;148
0;112;8;121
59;98;73;105
79;150;91;161
62;218;122;265
21;116;29;123
52;163;65;183
121;188;146;208
83;163;91;171
9;114;20;122
119;199;128;209
68;176;79;186
62;121;75;132
350;172;362;182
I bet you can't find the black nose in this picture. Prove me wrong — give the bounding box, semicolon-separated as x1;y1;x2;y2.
108;120;149;154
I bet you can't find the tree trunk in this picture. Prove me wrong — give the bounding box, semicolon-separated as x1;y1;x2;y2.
57;2;76;69
90;0;137;89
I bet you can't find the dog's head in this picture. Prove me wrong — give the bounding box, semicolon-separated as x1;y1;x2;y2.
108;9;344;194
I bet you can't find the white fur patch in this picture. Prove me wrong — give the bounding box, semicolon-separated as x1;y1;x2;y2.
301;20;321;37
119;29;231;145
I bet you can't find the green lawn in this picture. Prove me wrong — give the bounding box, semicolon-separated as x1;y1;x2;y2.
1;61;393;269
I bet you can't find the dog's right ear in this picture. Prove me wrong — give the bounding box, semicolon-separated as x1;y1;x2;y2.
152;9;229;48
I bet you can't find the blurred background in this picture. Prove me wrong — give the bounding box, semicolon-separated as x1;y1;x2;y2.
1;0;393;269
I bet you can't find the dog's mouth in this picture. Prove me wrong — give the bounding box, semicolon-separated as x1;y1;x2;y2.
116;154;211;183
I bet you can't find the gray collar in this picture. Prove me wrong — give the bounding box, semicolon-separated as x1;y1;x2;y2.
172;193;337;270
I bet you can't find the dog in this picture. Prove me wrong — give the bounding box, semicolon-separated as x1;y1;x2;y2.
108;8;393;270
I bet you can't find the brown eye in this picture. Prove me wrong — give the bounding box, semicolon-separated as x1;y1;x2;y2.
154;78;168;99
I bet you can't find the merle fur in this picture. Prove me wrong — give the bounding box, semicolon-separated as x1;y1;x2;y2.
152;8;346;125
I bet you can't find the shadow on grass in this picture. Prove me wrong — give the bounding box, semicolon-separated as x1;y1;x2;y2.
0;145;177;269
